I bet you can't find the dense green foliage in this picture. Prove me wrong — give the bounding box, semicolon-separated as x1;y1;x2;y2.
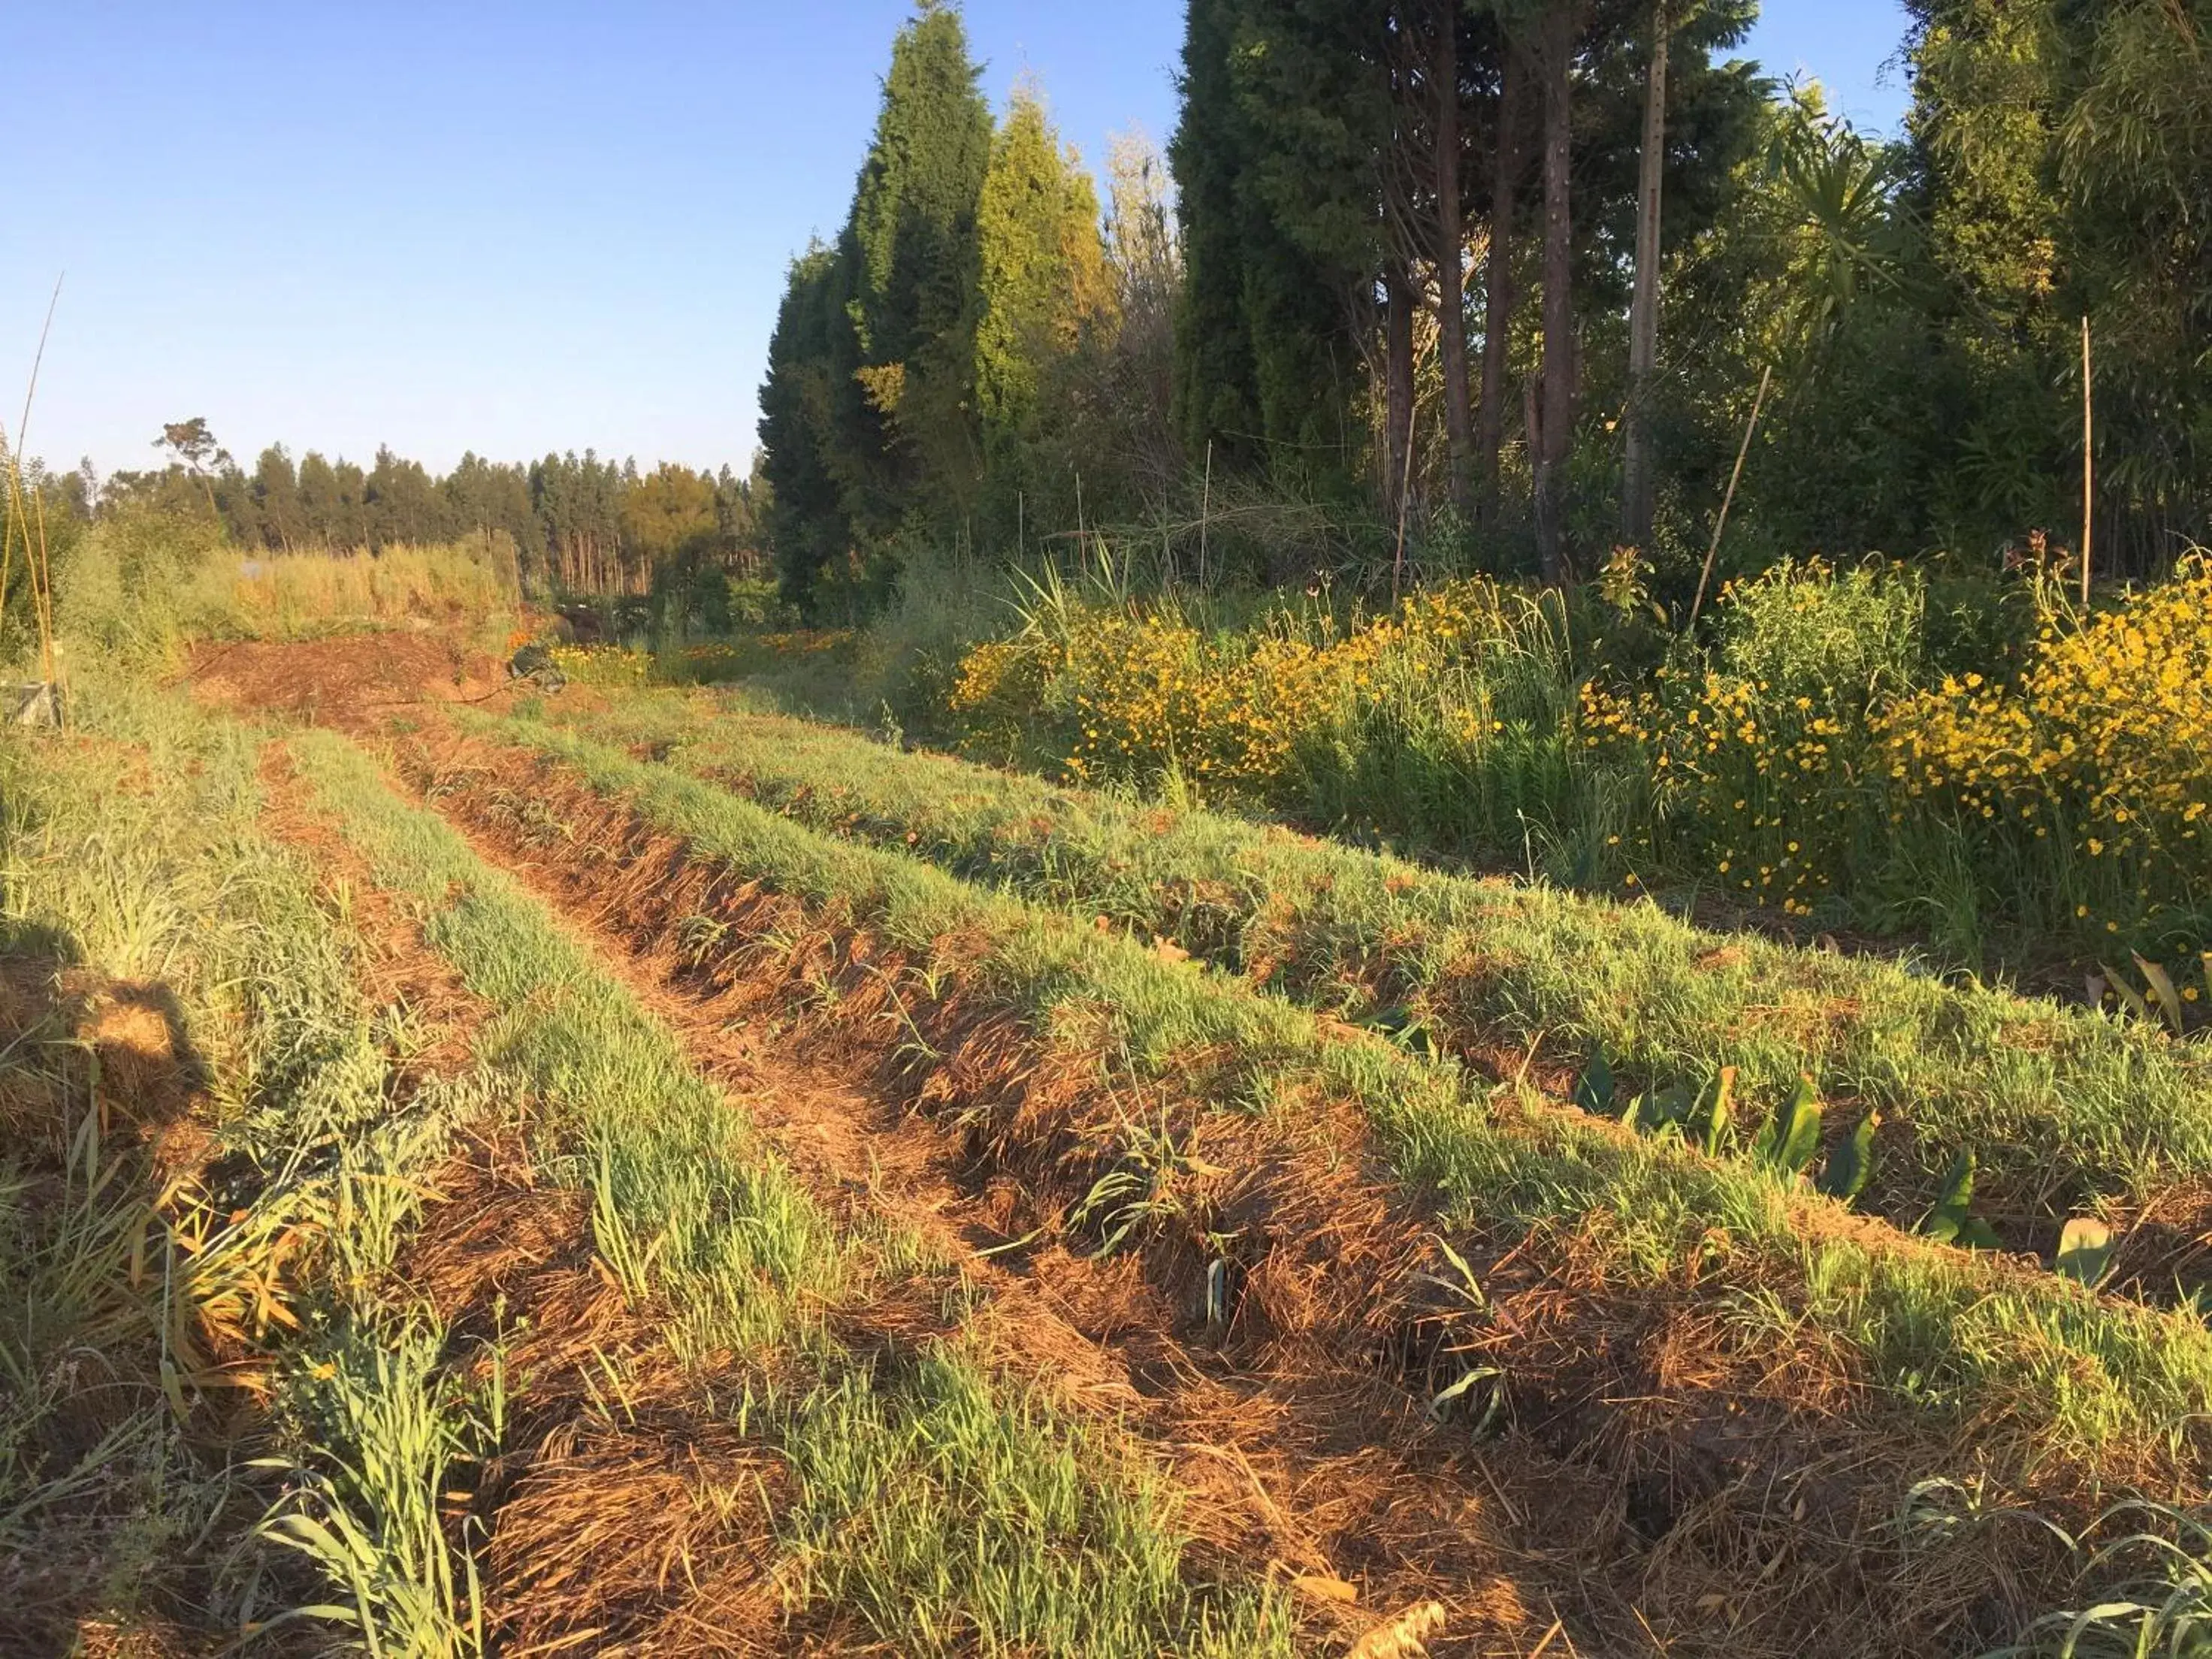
1903;0;2212;570
760;7;1183;616
758;0;2212;615
762;2;993;615
975;89;1117;538
839;0;995;546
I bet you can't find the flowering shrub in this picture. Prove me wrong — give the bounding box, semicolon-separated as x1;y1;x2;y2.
1881;558;2212;944
549;643;650;687
948;635;1068;761
1582;562;1922;917
941;558;2212;965
544;631;857;690
945;580;1549;805
1583;669;1859;915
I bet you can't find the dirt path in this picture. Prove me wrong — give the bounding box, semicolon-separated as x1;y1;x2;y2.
260;745;806;1651
187;630;507;726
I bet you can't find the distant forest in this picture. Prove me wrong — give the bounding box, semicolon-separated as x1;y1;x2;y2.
60;424;768;596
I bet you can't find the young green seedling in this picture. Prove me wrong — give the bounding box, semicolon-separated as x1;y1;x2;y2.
1574;1043;1615;1117
2053;1216;2117;1289
1923;1149;2001;1250
1819;1111;1880;1204
1754;1075;1824;1179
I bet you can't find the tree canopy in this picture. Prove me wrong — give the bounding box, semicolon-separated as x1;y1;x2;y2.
752;0;2212;609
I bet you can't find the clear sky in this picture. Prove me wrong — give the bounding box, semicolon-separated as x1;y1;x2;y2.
7;1;1911;484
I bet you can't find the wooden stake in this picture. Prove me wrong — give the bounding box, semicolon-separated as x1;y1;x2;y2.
1392;406;1417;604
16;274;65;683
16;275;62;458
1199;440;1213;590
1691;363;1770;626
2081;315;2093;609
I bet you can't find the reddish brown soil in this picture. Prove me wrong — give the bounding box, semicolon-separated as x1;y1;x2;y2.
186;629;506;727
266;730;1543;1651
262;746;796;1652
385;728;1558;1653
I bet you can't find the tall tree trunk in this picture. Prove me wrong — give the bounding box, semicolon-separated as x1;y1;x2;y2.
1433;2;1473;512
1621;0;1668;551
1476;44;1528;514
1534;0;1576;585
1384;260;1417;522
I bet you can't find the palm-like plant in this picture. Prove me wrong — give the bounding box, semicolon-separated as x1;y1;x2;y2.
1765;95;1910;361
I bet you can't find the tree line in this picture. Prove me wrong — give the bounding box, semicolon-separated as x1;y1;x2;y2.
84;420;769;595
759;2;1182;615
762;0;2212;615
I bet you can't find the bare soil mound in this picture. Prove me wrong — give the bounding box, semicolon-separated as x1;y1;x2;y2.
187;630;505;725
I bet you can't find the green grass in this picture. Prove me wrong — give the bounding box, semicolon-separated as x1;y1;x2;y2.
252;1313;499;1657
0;681;494;1649
286;724;1295;1658
437;709;2212;1488
774;1352;1277;1654
3;676;1287;1655
516;689;2212;1238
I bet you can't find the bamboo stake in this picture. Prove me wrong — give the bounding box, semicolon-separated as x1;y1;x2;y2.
10;276;65;683
17;276;62;455
1392;406;1418;604
0;431;57;691
1691;363;1771;626
2080;315;2093;609
1199;440;1213;591
32;488;57;684
0;427;16;661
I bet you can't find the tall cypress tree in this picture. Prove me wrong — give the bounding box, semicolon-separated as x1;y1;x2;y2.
1171;0;1372;490
757;3;992;609
841;0;993;536
1533;0;1579;584
1227;0;1385;485
976;89;1114;439
758;243;853;612
975;88;1116;538
1170;0;1264;467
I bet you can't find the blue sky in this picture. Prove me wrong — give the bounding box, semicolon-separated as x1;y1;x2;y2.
8;1;1909;482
